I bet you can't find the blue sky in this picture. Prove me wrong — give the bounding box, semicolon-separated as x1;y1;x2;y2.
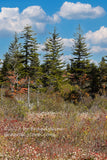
0;0;107;65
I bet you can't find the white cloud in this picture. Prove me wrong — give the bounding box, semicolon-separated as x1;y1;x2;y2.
21;6;46;19
38;44;45;53
0;6;60;33
90;46;107;53
62;38;74;48
0;7;19;19
52;14;61;23
86;26;107;45
59;2;105;19
85;26;107;54
0;7;21;32
0;3;105;34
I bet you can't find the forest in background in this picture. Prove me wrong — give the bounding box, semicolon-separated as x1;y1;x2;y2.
0;24;106;112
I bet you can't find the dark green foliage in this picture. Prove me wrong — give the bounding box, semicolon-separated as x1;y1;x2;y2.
9;33;22;71
20;25;40;79
71;25;91;86
43;27;65;90
66;63;71;72
99;56;107;96
8;33;23;81
0;24;107;106
1;33;23;85
88;63;100;98
1;52;12;81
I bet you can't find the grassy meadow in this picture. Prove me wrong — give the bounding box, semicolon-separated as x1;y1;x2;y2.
0;91;107;160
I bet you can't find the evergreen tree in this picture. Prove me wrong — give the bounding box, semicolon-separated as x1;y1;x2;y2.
71;25;91;87
88;63;100;98
66;63;71;73
20;25;40;78
43;27;64;90
18;25;41;107
99;56;107;96
29;40;42;88
1;52;12;81
8;32;22;75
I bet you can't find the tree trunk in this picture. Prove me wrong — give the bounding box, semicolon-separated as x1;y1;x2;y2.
28;77;30;108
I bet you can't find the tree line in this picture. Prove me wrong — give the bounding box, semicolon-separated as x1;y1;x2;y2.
0;25;107;103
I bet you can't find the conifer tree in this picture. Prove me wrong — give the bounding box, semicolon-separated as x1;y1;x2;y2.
20;25;40;107
29;41;42;89
20;25;40;79
8;33;22;76
1;52;12;81
99;56;107;96
43;27;64;90
71;25;91;87
88;63;100;98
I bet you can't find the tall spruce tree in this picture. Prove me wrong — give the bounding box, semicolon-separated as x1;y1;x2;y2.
29;40;42;88
20;25;41;107
20;25;40;79
43;27;64;90
71;25;91;87
8;33;22;75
